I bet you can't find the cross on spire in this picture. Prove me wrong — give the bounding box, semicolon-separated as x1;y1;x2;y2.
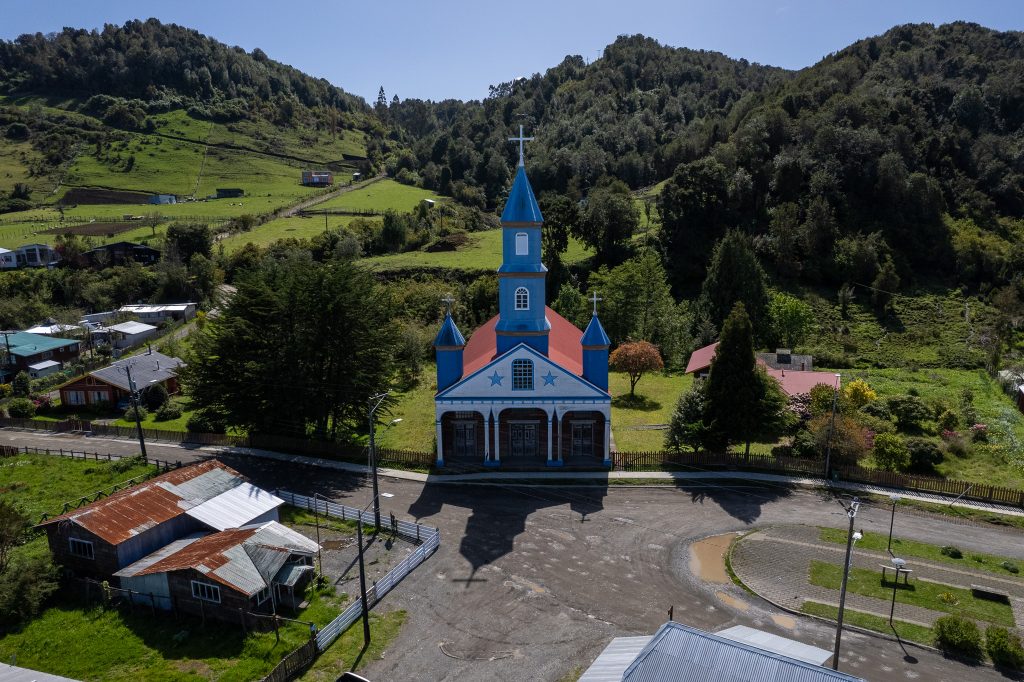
589;291;602;315
441;294;455;315
508;124;534;167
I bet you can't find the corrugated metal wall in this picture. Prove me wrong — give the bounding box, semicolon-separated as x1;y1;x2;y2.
116;514;201;568
120;573;172;609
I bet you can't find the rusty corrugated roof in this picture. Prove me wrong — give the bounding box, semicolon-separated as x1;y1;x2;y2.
39;460;245;544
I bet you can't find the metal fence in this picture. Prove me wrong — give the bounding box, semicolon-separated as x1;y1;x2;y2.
275;490;440;653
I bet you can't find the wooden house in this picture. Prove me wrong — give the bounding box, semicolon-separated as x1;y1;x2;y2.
58;350;182;408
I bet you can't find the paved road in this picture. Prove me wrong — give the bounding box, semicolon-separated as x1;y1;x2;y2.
6;430;1022;681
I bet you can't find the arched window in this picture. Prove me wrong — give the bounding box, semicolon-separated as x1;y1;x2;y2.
514;286;529;310
512;359;533;390
515;232;529;255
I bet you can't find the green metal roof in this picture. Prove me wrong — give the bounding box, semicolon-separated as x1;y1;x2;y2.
4;331;78;358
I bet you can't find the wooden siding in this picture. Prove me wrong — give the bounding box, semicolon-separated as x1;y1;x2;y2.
45;524;120;578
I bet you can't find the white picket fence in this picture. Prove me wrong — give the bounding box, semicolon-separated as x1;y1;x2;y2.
276;490;440;652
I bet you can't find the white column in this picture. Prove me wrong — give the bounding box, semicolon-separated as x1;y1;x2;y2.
493;411;501;464
556;411;562;463
546;411;554;463
435;417;444;466
603;408;612;466
482;410;491;462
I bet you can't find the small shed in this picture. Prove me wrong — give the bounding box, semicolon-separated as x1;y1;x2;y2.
301;170;334;186
107;320;159;349
28;359;62;379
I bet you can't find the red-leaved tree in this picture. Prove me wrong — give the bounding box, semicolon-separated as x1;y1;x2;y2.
610;340;664;397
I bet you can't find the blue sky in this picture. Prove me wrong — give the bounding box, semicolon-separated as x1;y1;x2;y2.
1;1;1020;103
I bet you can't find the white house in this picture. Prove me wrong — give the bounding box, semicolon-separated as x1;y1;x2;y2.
15;243;59;268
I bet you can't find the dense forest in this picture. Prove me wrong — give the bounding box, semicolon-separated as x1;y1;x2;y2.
0;19;368;121
386;24;1024;291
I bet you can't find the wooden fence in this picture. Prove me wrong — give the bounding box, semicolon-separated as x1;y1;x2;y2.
261;638;318;682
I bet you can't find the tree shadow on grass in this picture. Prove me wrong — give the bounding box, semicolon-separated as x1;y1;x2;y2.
612;394;662;412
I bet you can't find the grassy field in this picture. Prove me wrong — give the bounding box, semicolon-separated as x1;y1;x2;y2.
112;403;196;431
835;367;1024;488
362;228;594;272
0;590;345;681
809;560;1016;627
316;179;439;213
801;601;934;647
220;214;378;252
375;365;437;452
0;452;154;520
609;371;690;451
818;527;1024;577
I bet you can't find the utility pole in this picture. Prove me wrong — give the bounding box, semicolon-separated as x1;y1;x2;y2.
122;362;148;460
356;513;371;644
833;497;861;671
368;392;389;529
823;373;841;479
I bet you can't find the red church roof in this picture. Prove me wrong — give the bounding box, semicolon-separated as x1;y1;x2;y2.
463;306;583;377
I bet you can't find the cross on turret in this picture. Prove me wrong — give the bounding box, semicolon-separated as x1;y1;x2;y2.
508;125;534;167
442;294;455;315
589;291;602;315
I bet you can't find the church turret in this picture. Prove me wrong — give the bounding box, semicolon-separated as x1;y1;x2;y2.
433;297;465;392
496;126;550;356
581;292;610;391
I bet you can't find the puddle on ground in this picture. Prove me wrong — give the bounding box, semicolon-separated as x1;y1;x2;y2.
689;534;733;584
771;614;796;629
716;591;750;611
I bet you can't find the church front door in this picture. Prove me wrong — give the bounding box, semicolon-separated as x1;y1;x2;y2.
453;422;476;458
509;422;538;458
571;422;594;458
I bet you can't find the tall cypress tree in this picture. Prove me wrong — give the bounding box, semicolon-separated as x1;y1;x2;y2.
697;230;770;344
704;302;761;455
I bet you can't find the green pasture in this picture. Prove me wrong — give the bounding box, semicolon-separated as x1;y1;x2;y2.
0;137;54;198
610;371;690;451
316;179;441;213
220;214;377;252
362;228;594;272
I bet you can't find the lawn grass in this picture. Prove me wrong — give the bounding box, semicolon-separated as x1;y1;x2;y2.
111;404;195;431
298;610;407;681
0;589;345;682
836;367;1024;489
0;452;155;520
818;527;1024;578
610;371;690;451
278;504;357;535
361;228;594;272
800;600;935;647
808;560;1016;627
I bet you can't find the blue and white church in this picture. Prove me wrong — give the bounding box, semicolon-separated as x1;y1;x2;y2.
433;129;613;467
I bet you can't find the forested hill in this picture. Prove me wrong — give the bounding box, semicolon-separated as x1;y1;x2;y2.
387;24;1024;288
0;19;369;122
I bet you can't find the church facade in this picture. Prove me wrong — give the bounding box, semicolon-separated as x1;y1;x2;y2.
433;134;612;467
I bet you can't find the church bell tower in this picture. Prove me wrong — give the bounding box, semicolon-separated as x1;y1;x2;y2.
495;126;550;356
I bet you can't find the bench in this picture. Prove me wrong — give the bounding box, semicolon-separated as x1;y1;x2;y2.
880;564;913;585
971;585;1011;605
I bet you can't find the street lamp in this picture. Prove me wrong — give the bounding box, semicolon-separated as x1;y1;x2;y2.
889;556;907;625
368;391;401;530
832;497;861;671
823;373;842;479
887;494;901;555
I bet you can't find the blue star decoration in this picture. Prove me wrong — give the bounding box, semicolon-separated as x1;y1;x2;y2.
542;371;557;386
489;371;504;386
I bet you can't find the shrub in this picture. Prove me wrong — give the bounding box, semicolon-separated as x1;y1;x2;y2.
842;378;877;409
906;437;943;473
142;382;169;411
934;615;983;659
808;383;836;417
945;436;970;458
5;398;35;418
12;371;30;397
0;553;59;627
985;626;1024;671
187;411;226;434
873;432;909;471
941;546;963;559
155;401;183;421
860;401;891;421
1002;561;1020;574
886;395;931;431
0;383;11;399
970;423;988;443
937;409;959;432
123;405;148;422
